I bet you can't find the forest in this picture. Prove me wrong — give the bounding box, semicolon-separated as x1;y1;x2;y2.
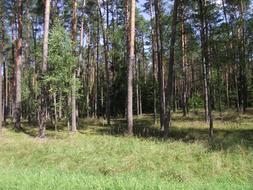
0;0;253;189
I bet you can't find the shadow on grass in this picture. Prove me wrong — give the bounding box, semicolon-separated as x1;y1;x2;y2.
77;113;253;151
7;111;253;151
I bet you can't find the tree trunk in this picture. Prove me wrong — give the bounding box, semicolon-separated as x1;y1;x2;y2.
154;0;165;129
238;0;247;113
198;0;213;139
180;2;187;116
71;0;77;132
98;1;111;125
0;4;5;132
11;15;15;119
39;0;50;138
96;11;99;118
13;0;23;131
164;0;179;137
53;93;57;131
149;0;157;125
127;0;136;136
136;59;140;116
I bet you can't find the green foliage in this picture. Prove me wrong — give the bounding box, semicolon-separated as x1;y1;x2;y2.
188;93;203;110
44;20;78;95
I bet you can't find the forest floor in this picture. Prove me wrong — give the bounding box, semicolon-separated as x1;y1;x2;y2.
0;110;252;189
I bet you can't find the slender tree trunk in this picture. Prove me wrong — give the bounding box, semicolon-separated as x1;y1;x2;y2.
96;11;100;117
0;9;3;132
0;56;2;133
59;91;62;119
71;0;77;132
53;93;57;131
77;0;85;120
142;34;147;84
154;0;165;129
198;0;213;139
98;1;111;125
136;57;140;116
180;2;187;116
127;0;136;136
11;15;16;118
25;0;31;67
3;47;8;123
86;26;91;118
164;0;179;137
13;0;23;131
238;0;247;113
150;0;157;125
39;0;50;138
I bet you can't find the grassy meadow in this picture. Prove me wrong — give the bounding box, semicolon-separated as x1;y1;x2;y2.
0;111;252;189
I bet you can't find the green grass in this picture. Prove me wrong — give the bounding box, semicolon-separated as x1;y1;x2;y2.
0;111;253;189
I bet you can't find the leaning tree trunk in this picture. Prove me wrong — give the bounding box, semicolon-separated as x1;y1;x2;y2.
39;0;50;138
164;0;179;138
13;0;23;131
127;0;136;136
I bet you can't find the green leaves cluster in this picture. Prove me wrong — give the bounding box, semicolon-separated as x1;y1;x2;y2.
44;20;78;95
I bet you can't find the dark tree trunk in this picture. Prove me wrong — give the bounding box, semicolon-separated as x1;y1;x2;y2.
0;4;4;132
154;0;165;129
198;0;213;139
164;0;179;137
180;2;187;116
149;0;157;125
98;1;111;125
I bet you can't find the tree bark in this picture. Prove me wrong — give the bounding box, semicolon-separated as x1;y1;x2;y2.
180;1;187;116
0;5;4;133
127;0;136;136
13;0;23;131
39;0;50;138
164;0;179;137
98;1;111;125
71;0;77;132
198;0;213;139
154;0;165;129
149;0;157;125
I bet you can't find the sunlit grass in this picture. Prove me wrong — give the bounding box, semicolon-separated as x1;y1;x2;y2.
0;111;252;189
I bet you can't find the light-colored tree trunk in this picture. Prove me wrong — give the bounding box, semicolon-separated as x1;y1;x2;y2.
71;0;77;132
127;0;136;136
39;0;50;138
59;91;62;119
95;10;99;118
13;0;23;131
